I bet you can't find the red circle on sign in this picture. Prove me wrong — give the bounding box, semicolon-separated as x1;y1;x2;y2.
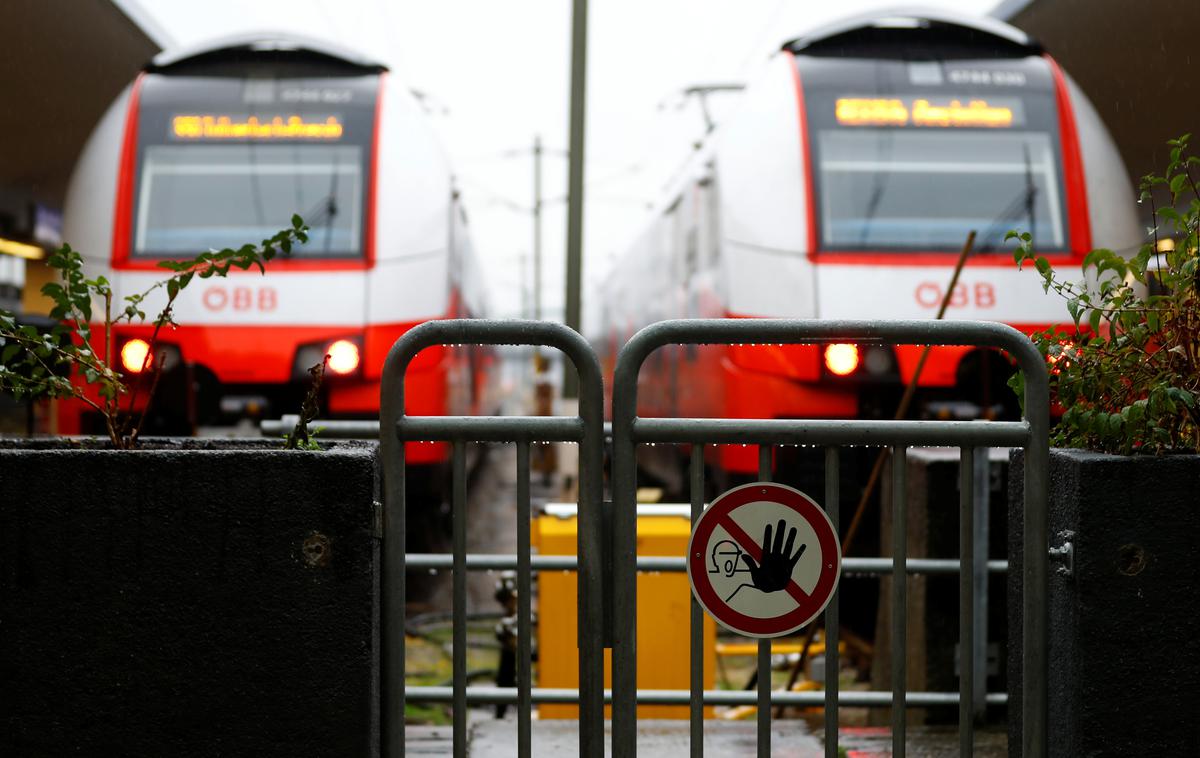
687;482;841;638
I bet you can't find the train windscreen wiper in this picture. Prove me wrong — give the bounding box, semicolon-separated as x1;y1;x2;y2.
975;144;1038;252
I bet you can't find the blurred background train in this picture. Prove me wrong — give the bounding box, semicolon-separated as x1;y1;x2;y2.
597;8;1139;479
60;34;489;466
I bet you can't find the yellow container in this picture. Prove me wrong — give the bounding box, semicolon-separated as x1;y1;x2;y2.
534;507;716;719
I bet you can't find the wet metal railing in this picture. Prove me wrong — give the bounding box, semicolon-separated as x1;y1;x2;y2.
379;318;1049;758
380;320;606;758
609;320;1049;758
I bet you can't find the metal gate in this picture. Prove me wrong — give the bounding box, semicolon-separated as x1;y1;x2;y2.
380;321;607;758
381;318;1049;757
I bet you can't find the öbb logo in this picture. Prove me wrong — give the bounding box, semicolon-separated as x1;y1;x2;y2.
201;286;278;312
914;281;995;309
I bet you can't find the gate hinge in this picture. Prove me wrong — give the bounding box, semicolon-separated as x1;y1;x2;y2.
1048;530;1074;577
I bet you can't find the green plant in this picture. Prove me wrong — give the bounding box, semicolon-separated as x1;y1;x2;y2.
0;215;308;448
285;355;328;450
1008;135;1199;453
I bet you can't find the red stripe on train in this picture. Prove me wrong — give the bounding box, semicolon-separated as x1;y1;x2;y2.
1046;53;1093;256
110;74;143;271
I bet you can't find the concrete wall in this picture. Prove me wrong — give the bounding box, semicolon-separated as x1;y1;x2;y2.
0;439;380;756
1008;448;1200;757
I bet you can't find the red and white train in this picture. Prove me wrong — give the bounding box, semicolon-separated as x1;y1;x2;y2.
62;34;488;463
598;9;1139;474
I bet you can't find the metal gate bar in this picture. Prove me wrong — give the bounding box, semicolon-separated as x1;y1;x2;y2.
516;441;532;757
452;440;468;754
824;446;840;758
960;446;975;753
404;553;1008;574
611;319;1048;757
893;445;908;758
757;445;772;758
380;320;606;758
971;448;991;722
403;685;1009;706
689;445;704;758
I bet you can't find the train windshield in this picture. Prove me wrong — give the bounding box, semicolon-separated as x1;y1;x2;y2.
131;71;378;260
135;144;362;257
816;129;1063;251
800;57;1069;253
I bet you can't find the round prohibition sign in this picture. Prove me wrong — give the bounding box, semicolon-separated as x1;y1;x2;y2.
688;482;841;638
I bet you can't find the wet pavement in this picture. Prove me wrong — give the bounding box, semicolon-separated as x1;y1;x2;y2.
838;725;1007;757
455;719;1007;756
467;719;822;757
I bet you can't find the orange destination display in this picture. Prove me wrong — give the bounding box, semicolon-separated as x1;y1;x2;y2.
835;96;1016;128
171;114;344;140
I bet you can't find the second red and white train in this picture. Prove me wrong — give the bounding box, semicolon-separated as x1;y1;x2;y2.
598;9;1139;474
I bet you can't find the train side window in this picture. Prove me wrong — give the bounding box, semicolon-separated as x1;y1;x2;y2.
700;176;719;268
684;227;698;279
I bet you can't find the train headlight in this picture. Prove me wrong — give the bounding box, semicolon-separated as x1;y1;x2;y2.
824;344;860;376
119;339;182;373
294;336;363;379
121;339;152;373
326;339;361;375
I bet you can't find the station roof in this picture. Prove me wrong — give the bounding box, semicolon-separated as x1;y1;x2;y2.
0;0;161;207
784;6;1037;53
995;0;1200;192
149;31;385;71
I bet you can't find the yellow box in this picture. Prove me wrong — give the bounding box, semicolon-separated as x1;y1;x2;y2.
534;509;716;719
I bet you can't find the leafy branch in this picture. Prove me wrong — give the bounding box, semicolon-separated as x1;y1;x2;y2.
0;215;308;448
1007;135;1200;453
286;355;328;450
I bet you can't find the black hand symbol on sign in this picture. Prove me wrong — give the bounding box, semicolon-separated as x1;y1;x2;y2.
725;519;806;602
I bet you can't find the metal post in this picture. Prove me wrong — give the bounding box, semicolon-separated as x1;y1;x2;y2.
972;447;990;723
517;442;532;757
519;253;530;320
452;441;467;757
824;446;840;758
757;446;772;758
563;0;587;399
959;447;975;756
380;344;408;758
611;347;639;756
690;445;705;758
892;445;907;758
1022;347;1051;758
533;135;542;323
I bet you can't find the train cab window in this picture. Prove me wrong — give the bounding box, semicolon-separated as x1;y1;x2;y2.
129;71;379;261
798;55;1071;254
134;144;364;258
815;129;1065;252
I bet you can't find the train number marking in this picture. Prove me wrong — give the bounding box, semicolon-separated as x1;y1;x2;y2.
202;286;278;312
947;69;1027;87
914;281;995;309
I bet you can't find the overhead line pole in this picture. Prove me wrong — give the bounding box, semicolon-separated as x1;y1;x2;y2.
533;134;543;323
563;0;588;399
